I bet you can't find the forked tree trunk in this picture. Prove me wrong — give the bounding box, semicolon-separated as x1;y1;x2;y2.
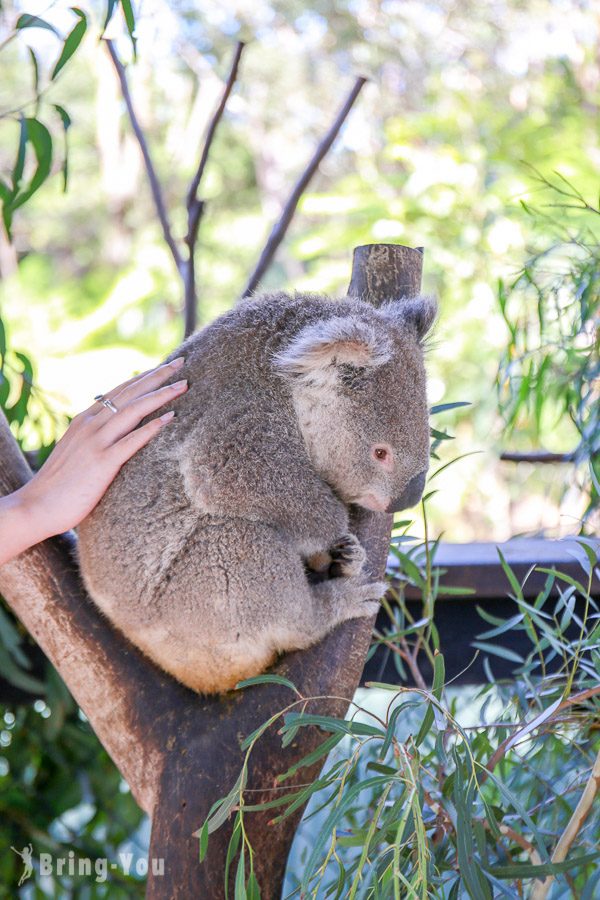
0;243;423;898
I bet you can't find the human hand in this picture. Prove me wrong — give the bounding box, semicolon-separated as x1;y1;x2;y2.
0;356;188;564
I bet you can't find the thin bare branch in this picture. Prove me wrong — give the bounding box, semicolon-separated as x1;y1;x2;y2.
186;40;245;232
241;75;367;299
183;41;245;337
501;450;575;463
105;39;182;272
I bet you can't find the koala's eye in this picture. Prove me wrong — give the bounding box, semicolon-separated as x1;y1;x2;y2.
372;445;394;470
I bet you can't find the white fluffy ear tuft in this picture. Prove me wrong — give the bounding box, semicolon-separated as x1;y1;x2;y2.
380;294;438;340
274;316;391;377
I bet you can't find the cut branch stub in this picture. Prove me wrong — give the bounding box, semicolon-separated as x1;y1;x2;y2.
347;243;424;304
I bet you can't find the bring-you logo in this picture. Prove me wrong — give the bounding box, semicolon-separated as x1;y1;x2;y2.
11;845;164;885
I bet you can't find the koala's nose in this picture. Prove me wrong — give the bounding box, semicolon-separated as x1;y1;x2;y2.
387;471;427;513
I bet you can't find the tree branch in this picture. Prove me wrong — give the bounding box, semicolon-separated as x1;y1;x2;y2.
185;40;245;235
183;41;245;338
105;39;182;273
1;246;423;896
500;450;576;464
147;244;424;896
0;412;169;813
241;75;367;299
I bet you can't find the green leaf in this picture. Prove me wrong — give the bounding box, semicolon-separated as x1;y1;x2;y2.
0;372;9;408
223;815;243;894
16;13;59;35
51;8;87;80
437;584;476;596
476;605;512;628
536;567;589;595
497;548;524;600
53;105;72;131
500;696;562;757
430;427;454;441
53;104;72;191
471;641;524;664
121;0;137;55
235;849;246;900
281;712;384;739
28;47;39;101
239;713;279;751
202;768;247;835
484;849;600;878
571;538;599;575
11;116;28;196
276;733;342;782
430;401;471;414
366;761;397;775
414;651;445;746
247;871;261;900
381;700;423;756
12;118;53;210
452;747;493;899
476;612;524;640
102;0;119;35
197;820;209;862
235;673;299;693
301;775;392;889
388;547;425;588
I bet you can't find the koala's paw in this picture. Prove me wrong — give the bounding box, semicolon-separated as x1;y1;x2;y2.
329;533;367;578
339;579;387;621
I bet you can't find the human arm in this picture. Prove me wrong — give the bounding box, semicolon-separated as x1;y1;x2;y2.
0;356;188;566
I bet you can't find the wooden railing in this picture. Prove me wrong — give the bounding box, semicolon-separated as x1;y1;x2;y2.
364;538;600;686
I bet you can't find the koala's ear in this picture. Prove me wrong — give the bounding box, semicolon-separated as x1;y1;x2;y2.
379;294;438;341
273;316;391;378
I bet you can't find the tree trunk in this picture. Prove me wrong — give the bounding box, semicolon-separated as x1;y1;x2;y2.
0;243;423;898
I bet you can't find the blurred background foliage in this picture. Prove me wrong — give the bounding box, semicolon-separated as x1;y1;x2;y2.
0;0;598;541
0;0;599;894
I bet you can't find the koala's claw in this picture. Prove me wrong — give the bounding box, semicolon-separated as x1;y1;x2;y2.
329;533;367;578
346;580;387;619
313;576;386;625
363;581;388;601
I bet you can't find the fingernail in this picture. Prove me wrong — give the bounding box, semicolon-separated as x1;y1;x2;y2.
170;356;185;369
172;379;187;390
160;410;175;423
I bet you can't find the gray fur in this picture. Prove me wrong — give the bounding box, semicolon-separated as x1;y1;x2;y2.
76;291;436;694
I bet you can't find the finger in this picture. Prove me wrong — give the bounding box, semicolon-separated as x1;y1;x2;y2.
89;356;186;422
98;379;188;446
81;367;156;418
110;411;175;463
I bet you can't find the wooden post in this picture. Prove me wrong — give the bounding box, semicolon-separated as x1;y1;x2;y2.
0;243;423;898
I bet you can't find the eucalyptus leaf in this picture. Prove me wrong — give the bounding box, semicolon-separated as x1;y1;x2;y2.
51;8;87;80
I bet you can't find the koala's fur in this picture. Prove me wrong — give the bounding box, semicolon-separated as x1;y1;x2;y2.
76;291;436;694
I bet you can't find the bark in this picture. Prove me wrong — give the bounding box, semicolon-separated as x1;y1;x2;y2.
0;243;423;899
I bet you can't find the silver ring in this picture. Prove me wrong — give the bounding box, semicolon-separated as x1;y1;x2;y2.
94;394;118;414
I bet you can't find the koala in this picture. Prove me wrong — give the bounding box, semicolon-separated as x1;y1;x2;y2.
76;290;436;694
